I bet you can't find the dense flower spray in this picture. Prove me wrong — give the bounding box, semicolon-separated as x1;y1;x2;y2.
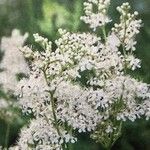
0;29;29;149
0;29;29;92
15;1;150;150
0;29;29;121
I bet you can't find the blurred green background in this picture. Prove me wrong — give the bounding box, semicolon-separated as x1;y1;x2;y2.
0;0;150;149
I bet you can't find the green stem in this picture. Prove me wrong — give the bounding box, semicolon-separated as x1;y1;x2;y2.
102;25;107;42
68;129;73;150
50;91;61;136
68;143;73;150
122;45;127;74
106;146;112;150
5;123;10;149
43;70;61;135
43;70;65;150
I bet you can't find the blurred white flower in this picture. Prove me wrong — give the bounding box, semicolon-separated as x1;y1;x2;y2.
0;29;29;92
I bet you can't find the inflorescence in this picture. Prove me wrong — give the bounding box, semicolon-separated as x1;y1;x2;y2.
12;1;150;149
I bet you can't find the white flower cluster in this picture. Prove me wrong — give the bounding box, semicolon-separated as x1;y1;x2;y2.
111;3;142;71
16;73;50;116
18;118;76;150
0;98;13;121
112;2;142;51
0;29;29;92
143;100;150;120
104;76;150;122
0;98;9;109
56;29;124;80
81;0;111;30
15;1;150;149
0;29;29;123
55;81;104;132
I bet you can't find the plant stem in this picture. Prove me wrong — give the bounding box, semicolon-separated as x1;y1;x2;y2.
43;70;60;134
68;143;73;150
68;128;73;150
102;25;107;42
50;92;61;136
106;146;111;150
5;123;10;149
43;70;65;150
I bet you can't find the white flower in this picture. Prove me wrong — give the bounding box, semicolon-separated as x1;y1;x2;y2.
105;125;113;133
81;0;111;30
112;3;142;51
0;99;9;109
16;73;50;116
105;76;150;121
18;118;76;150
0;29;29;92
54;81;106;132
126;55;141;70
107;32;121;49
142;100;150;120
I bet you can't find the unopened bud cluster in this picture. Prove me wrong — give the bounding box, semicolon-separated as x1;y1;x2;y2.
81;0;111;30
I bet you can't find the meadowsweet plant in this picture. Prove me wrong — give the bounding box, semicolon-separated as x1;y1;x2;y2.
0;29;29;148
0;29;29;121
15;1;150;150
0;29;29;92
